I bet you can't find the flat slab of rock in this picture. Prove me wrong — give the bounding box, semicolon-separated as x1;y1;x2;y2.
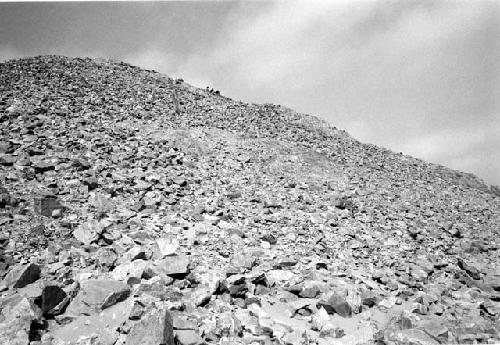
111;259;149;283
73;220;103;245
33;195;61;216
126;306;175;345
156;237;180;257
175;329;203;345
484;270;500;291
266;269;297;286
0;294;41;345
318;294;353;317
66;279;130;315
154;254;190;278
52;296;132;345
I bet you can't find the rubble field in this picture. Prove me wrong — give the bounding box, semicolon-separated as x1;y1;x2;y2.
0;55;499;345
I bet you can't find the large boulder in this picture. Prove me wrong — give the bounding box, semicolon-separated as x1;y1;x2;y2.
2;263;41;289
66;279;130;315
0;294;41;345
126;305;175;345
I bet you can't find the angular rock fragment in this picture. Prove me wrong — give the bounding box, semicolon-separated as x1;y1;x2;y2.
32;160;56;174
111;259;149;284
0;185;15;208
317;294;352;317
261;234;277;245
73;219;104;245
95;247;117;271
34;195;62;217
41;284;68;315
175;329;203;345
126;306;175;345
66;279;130;315
360;290;379;307
51;296;132;345
0;295;41;345
155;254;190;279
0;154;17;166
3;263;41;288
129;300;146;320
156;237;180;257
484;270;500;291
299;285;321;298
457;258;482;280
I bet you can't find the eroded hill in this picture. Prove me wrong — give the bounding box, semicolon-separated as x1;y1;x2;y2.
0;56;499;345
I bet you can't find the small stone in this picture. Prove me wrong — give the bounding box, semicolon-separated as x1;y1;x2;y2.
0;154;17;166
82;177;99;191
229;282;248;298
51;208;62;218
457;258;482;280
266;269;297;286
95;247;117;271
32;160;55;174
73;220;102;245
34;196;61;217
129;300;145;320
175;329;203;345
261;234;277;245
361;290;379;307
300;285;321;298
111;260;149;283
127;246;147;261
385;328;439;345
156;237;180;257
183;285;213;307
318;294;352;317
155;254;190;279
484;270;500;291
283;330;305;345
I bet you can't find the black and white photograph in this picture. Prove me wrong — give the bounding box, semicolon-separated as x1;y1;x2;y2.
0;0;499;344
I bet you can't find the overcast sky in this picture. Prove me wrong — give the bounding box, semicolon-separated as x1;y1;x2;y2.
1;1;499;185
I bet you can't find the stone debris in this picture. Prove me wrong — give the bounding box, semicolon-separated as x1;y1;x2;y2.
0;55;499;344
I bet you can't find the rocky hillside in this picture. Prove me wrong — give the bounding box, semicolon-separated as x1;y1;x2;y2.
0;55;499;345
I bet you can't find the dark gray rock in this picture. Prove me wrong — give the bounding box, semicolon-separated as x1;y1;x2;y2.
317;294;352;317
126;306;175;345
3;263;41;288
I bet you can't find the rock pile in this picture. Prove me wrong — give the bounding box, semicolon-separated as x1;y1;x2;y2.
0;55;499;344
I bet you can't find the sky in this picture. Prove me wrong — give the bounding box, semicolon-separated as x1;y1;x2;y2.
1;0;499;185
